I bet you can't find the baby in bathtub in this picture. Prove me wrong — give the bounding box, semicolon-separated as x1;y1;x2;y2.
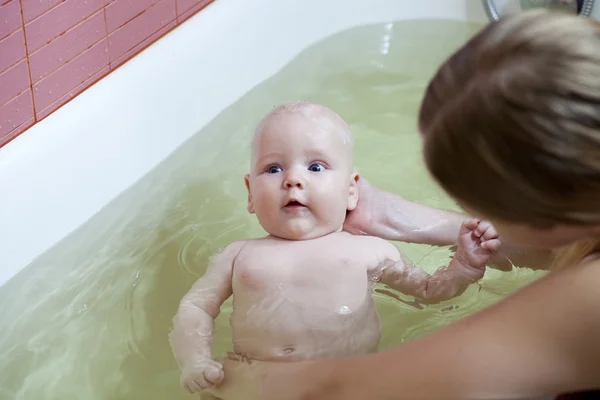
168;101;500;397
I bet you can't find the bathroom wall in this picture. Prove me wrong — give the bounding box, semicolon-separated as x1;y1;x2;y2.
0;0;213;147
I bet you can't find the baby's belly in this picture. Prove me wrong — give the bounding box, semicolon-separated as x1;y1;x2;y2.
229;292;380;362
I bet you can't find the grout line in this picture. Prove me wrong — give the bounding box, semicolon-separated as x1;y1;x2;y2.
177;0;215;25
109;1;175;59
26;2;103;55
31;35;106;84
28;8;104;59
0;30;24;75
1;117;33;147
111;7;152;33
37;65;108;117
32;38;108;110
17;0;37;120
109;17;176;70
34;67;108;125
102;2;165;68
0;86;29;109
1;0;213;147
102;5;111;69
105;0;163;36
24;0;67;26
107;0;164;40
0;8;20;42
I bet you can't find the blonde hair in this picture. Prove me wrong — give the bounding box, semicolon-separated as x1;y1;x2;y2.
419;11;600;266
553;239;600;269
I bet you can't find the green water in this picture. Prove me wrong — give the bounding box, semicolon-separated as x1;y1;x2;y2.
0;19;546;400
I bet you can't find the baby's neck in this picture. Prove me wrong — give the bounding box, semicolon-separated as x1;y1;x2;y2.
265;229;345;242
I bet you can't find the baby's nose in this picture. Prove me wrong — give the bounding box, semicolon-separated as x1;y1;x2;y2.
284;173;304;189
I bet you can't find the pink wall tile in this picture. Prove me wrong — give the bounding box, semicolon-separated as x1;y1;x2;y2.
37;65;109;119
25;0;103;53
177;0;213;23
0;0;215;147
0;117;33;147
0;89;34;138
110;19;175;68
0;60;30;106
0;28;25;73
177;0;211;16
107;0;175;62
22;0;62;24
105;0;160;34
29;10;105;83
0;0;21;41
33;38;108;111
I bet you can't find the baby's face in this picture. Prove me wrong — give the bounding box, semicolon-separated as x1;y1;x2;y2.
245;105;358;240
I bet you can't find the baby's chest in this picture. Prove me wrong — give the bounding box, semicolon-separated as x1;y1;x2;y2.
233;248;369;292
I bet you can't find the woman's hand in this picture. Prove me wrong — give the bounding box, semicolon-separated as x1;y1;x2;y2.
344;177;378;236
205;358;327;400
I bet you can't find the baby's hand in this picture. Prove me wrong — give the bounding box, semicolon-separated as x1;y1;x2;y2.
181;359;225;393
456;219;501;269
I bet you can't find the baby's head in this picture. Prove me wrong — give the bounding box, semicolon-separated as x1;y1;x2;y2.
244;101;359;240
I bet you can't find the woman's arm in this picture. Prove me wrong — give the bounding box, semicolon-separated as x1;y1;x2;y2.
213;259;600;399
345;177;555;270
344;177;466;246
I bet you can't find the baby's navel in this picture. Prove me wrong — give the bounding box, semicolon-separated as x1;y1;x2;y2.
336;305;351;315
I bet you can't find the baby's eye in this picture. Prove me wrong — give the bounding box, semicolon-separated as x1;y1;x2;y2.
267;166;282;174
308;163;325;172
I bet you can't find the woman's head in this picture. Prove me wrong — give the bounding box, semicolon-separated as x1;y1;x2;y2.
419;11;600;248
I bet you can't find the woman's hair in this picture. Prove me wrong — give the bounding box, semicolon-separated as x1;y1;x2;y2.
420;11;600;229
552;239;600;269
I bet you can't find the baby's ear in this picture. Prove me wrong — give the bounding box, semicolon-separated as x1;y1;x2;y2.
244;174;255;214
347;171;360;211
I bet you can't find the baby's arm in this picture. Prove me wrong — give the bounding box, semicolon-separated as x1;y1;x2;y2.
169;241;245;394
371;219;500;303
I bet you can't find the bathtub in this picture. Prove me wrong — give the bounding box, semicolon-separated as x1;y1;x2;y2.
0;0;489;286
0;0;558;398
0;0;491;397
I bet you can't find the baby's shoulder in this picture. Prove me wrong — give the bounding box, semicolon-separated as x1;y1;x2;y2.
211;240;249;262
344;233;400;260
350;233;394;247
229;236;284;257
221;240;249;252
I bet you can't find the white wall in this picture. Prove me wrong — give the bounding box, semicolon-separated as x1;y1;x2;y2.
0;0;488;286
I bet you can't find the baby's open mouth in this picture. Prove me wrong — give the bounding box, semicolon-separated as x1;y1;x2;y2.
285;200;306;208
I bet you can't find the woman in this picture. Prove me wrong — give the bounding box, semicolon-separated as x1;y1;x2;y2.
211;10;600;399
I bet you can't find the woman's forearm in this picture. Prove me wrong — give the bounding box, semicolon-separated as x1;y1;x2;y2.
361;183;466;246
358;181;554;270
228;260;600;400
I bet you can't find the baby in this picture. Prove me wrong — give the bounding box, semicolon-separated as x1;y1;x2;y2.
169;102;500;397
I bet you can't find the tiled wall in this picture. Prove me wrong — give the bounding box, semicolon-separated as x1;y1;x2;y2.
0;0;213;147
